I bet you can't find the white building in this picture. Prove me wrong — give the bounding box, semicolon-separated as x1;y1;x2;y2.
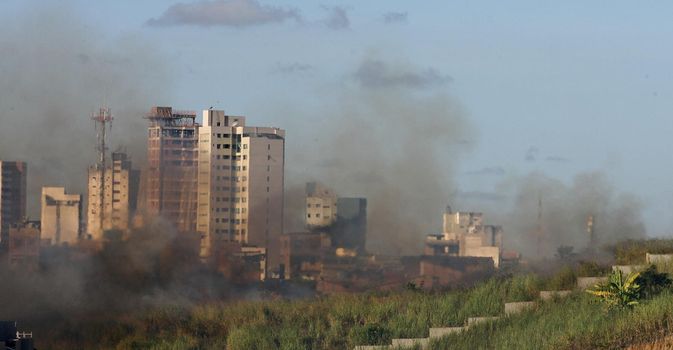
87;152;139;239
305;182;338;228
197;109;285;271
41;187;82;245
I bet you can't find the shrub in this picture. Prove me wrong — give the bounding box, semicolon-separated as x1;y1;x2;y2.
587;270;641;309
348;323;391;346
636;265;672;299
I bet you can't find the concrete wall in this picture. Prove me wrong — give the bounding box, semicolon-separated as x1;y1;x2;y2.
539;290;572;301
576;277;608;290
612;265;646;275
646;254;673;265
504;301;536;315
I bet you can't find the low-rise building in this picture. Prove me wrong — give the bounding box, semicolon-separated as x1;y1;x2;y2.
7;221;40;271
279;232;331;280
424;207;503;267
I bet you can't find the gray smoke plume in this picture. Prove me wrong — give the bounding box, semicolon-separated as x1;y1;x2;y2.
284;58;474;254
462;171;646;259
0;6;172;217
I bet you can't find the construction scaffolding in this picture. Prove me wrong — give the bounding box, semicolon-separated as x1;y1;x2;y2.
144;107;199;233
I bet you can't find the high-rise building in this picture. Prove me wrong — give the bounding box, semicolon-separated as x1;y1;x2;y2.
41;187;82;245
145;106;199;233
0;161;27;245
197;109;285;271
87;152;140;239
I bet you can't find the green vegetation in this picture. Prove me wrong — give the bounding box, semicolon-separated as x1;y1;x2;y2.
611;239;673;264
37;239;673;349
587;270;641;309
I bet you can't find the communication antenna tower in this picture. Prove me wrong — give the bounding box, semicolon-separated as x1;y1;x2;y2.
92;107;113;232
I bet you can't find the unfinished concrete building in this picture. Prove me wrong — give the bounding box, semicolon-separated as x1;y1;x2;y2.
425;207;503;267
145;107;199;233
7;221;40;271
0;161;27;248
279;232;331;280
87;152;139;239
197;109;285;272
41;187;82;245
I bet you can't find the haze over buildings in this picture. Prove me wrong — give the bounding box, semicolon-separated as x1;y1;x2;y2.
0;161;27;244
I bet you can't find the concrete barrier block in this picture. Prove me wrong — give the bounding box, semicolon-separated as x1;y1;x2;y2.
576;277;608;290
428;327;465;339
391;338;429;349
539;290;572;301
504;301;537;315
612;265;646;275
466;316;500;327
646;254;673;265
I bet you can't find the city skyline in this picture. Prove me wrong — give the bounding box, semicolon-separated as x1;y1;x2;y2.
0;1;671;250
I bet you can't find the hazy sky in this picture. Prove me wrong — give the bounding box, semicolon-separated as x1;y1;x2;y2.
2;0;673;236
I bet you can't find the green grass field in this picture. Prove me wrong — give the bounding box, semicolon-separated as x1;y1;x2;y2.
38;239;673;349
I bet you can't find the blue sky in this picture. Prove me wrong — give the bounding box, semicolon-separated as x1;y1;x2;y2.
3;0;673;238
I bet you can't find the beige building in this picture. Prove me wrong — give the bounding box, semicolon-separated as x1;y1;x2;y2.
41;187;82;245
425;207;503;267
197;109;285;272
305;182;338;228
0;161;27;244
87;152;139;239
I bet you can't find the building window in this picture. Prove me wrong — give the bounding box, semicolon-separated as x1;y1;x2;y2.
243;144;248;149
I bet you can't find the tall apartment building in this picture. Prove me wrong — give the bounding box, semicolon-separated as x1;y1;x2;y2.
145;107;199;233
0;161;27;245
41;187;82;245
87;152;140;239
197;109;285;271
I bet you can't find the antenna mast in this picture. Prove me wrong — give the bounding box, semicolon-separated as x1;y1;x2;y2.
536;195;543;259
92;107;113;233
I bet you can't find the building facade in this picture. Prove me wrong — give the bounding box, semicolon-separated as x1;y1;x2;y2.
305;182;338;228
41;187;82;245
145;106;199;233
87;152;139;239
0;161;27;246
7;221;40;271
196;109;285;271
424;207;503;267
